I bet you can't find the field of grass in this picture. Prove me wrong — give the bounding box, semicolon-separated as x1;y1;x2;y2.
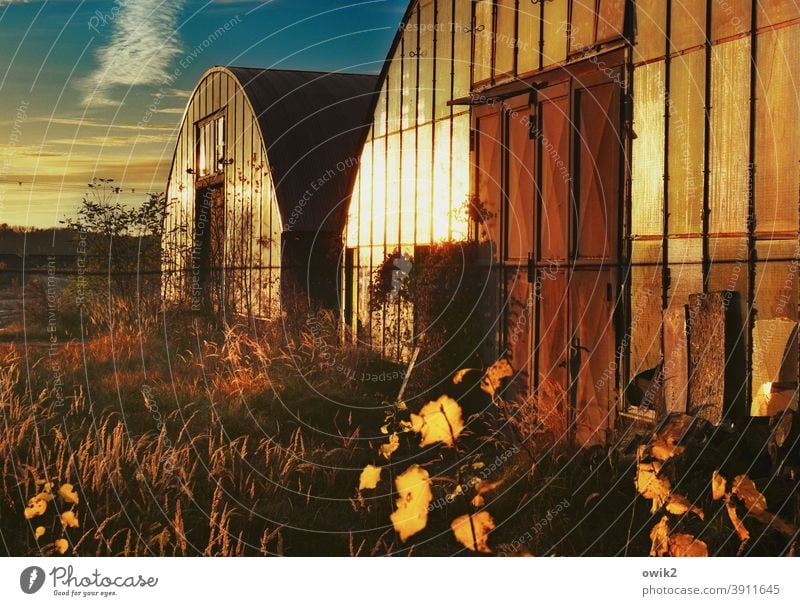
1;298;798;556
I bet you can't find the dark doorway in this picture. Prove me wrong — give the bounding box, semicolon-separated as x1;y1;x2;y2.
193;184;225;315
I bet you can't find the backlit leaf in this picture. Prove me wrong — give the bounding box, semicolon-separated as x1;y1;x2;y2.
666;495;704;520
24;498;47;519
378;433;399;459
650;437;685;462
54;538;69;554
451;511;495;553
453;368;478;384
649;516;669;557
390;465;432;542
34;526;45;540
711;470;727;501
358;465;382;490
58;483;79;505
732;475;767;514
634;460;671;513
410;395;464;447
725;499;750;541
480;359;514;397
61;510;79;529
668;533;708;557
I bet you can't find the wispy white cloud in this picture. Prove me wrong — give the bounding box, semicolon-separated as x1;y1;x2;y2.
79;0;186;107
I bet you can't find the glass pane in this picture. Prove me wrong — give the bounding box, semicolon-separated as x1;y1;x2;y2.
372;136;387;246
633;0;667;64
473;0;493;84
671;0;706;53
631;60;665;237
433;119;452;241
542;0;568;67
346;176;360;248
386;133;401;247
451;112;470;240
709;37;750;235
388;49;402;133
452;0;471;99
755;24;800;236
571;0;596;54
539;96;570;260
434;0;453;121
416;122;433;244
630;266;662;386
667;259;703;308
517;0;541;74
507;107;535;260
400;131;416;245
596;0;626;43
359;140;372;246
418;0;435;125
668;50;705;236
495;0;516;77
402;20;418;131
375;81;387;138
757;0;800;27
711;0;750;42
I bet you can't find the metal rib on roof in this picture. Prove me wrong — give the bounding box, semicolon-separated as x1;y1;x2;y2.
227;67;378;234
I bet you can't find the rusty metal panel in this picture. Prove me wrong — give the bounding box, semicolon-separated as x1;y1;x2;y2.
668;49;705;236
506;268;534;394
755;24;800;236
571;0;596;53
517;0;541;74
507;106;535;261
596;0;626;44
633;0;667;64
571;269;617;446
495;0;516;78
477;112;502;260
670;0;707;53
709;37;751;235
576;81;620;260
539;95;570;260
711;0;751;42
757;0;800;27
537;269;568;390
473;0;493;84
663;305;689;414
631;60;665;237
630;264;663;377
542;0;568;67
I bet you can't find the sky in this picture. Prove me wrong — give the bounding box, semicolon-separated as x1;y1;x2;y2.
0;0;405;228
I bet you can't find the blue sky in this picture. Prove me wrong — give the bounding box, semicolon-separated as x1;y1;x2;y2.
0;0;405;227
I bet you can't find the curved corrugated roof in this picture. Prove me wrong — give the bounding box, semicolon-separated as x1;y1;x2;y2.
226;67;378;233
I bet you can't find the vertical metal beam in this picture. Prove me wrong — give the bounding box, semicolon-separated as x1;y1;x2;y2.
702;0;712;293
746;0;758;411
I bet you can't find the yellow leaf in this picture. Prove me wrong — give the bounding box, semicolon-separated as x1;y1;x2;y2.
358;465;382;490
24;498;47;519
711;470;727;501
480;359;514;397
378;433;399;459
410;395;464;447
649;516;670;556
732;475;767;514
650;437;685;462
668;533;708;557
54;538;69;554
451;511;495;553
60;510;79;529
34;526;45;540
390;465;432;542
666;495;705;520
634;460;671;513
58;483;79;505
453;368;477;384
725;498;750;541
